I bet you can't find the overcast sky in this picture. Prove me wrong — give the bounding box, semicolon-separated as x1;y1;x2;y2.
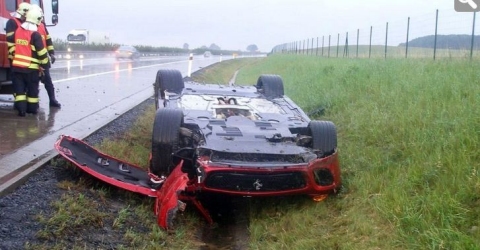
42;0;468;52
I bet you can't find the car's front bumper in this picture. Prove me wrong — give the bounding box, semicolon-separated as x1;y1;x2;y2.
195;152;341;197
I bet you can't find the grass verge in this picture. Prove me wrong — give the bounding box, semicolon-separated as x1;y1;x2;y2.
34;55;480;249
234;54;480;249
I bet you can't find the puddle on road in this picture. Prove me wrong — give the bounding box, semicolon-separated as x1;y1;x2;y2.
0;100;59;157
199;194;250;250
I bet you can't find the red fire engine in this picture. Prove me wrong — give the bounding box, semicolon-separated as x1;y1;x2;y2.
0;0;58;94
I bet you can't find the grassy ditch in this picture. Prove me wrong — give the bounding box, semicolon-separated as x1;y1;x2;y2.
35;55;480;249
233;55;480;249
30;109;204;250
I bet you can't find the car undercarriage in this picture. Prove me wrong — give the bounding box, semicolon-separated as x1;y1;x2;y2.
55;69;341;230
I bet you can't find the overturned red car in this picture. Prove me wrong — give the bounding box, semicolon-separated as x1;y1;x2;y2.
54;69;341;230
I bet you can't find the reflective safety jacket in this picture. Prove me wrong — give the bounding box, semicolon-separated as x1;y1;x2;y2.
37;22;55;68
11;27;49;73
37;23;54;55
6;18;23;60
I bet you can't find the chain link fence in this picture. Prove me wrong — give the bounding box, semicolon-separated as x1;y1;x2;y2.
271;8;480;59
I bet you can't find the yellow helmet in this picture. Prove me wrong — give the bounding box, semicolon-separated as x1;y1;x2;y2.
30;4;44;21
25;4;42;25
16;2;30;17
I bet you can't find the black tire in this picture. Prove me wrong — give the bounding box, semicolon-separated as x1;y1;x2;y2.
150;109;184;176
153;69;184;110
308;121;337;157
256;74;284;98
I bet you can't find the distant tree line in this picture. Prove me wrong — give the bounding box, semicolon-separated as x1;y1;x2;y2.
398;34;480;49
52;39;259;55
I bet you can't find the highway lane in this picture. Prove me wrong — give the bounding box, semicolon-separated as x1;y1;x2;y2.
0;54;227;192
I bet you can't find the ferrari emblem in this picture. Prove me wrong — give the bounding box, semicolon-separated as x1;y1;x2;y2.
253;179;263;190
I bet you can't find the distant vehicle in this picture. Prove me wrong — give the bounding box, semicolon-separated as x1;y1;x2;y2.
115;45;140;60
204;51;212;57
0;0;59;94
67;29;111;45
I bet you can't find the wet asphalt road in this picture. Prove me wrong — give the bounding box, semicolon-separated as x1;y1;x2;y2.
0;54;226;189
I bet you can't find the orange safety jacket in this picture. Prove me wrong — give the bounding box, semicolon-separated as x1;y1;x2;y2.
12;28;43;70
37;23;54;53
6;18;23;60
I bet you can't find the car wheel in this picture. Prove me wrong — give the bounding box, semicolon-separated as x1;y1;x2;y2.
308;120;337;157
256;74;284;98
150;109;184;176
154;69;185;110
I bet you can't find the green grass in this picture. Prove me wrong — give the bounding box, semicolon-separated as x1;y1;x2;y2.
190;57;265;84
232;54;480;249
35;55;480;249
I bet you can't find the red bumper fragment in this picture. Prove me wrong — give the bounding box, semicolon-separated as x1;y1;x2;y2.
154;163;189;230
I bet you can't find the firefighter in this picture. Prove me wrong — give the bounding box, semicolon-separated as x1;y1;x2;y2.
6;2;30;63
5;3;30;108
11;6;49;116
32;5;61;108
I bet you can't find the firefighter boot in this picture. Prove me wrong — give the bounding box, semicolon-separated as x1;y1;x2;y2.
47;88;61;108
16;101;27;117
26;102;39;114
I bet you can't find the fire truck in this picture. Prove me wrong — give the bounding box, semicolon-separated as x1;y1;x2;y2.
0;0;59;94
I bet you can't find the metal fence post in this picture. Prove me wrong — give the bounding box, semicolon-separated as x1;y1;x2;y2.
337;33;340;57
406;17;410;58
344;32;349;57
316;37;319;56
356;29;359;58
328;35;331;58
434;9;438;60
471;12;476;59
369;26;373;58
311;38;314;56
322;36;324;57
385;22;388;59
305;39;307;55
306;39;309;55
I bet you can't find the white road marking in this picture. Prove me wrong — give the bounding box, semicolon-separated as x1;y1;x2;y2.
55;60;188;83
